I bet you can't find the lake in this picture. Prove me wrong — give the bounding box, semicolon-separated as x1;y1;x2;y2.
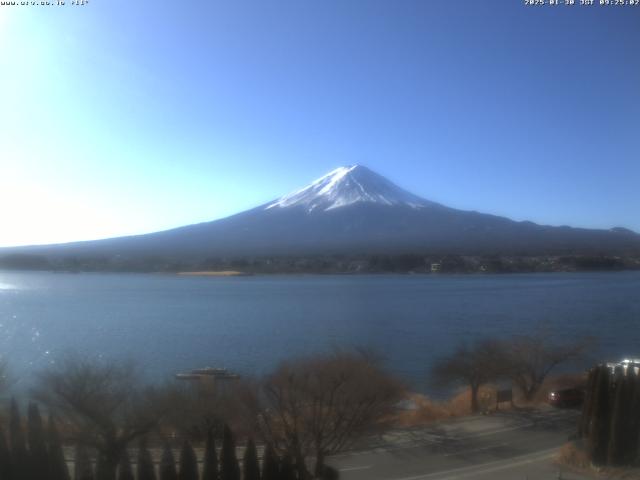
0;270;638;394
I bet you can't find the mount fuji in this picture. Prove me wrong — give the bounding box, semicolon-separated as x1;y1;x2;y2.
3;165;639;262
264;165;437;212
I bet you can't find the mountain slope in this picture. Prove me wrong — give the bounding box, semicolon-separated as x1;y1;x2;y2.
3;165;640;260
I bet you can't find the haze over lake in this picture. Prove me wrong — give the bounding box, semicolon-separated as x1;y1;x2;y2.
1;270;639;393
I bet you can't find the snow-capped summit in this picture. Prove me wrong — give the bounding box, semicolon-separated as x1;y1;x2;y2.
5;165;638;261
265;165;438;212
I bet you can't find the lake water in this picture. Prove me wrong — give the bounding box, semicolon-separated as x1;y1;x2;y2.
0;270;639;393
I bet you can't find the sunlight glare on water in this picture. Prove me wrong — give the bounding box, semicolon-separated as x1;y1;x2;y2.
0;270;638;396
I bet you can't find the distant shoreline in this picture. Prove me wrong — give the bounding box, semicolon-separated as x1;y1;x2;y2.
1;252;639;275
177;271;252;277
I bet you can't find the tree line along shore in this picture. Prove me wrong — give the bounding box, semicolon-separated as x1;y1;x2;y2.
0;327;593;480
1;252;639;274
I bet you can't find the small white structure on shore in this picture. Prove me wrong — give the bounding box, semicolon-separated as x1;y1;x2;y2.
175;367;240;382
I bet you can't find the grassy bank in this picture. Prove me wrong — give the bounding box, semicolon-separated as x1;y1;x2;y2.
395;373;586;427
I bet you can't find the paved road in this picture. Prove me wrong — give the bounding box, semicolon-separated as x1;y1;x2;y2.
327;407;593;480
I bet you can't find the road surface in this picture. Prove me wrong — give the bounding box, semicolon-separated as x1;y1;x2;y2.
328;407;592;480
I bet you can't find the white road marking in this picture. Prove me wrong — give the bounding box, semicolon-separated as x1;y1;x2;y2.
330;411;578;460
388;447;558;480
331;425;547;458
339;465;372;472
456;423;535;439
442;442;509;457
436;452;556;479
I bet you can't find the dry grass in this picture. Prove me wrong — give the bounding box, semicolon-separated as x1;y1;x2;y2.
394;386;500;427
555;442;640;479
556;442;591;470
393;394;450;426
395;372;587;428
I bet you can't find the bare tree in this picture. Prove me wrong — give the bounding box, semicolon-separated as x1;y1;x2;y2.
34;356;164;480
502;329;592;401
260;350;404;479
152;378;260;442
151;381;224;441
432;339;506;413
0;359;8;393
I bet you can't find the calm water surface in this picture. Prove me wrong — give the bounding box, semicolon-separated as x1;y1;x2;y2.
0;270;638;392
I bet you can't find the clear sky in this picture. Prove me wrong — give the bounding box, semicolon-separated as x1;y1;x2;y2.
1;0;638;247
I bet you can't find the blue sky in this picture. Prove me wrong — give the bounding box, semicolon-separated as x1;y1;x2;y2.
1;0;638;247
